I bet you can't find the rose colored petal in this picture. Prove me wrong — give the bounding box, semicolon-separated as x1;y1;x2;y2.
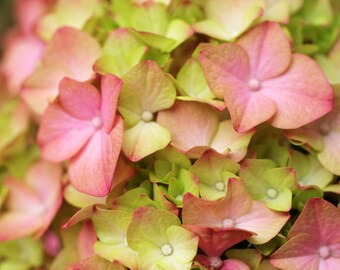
182;179;253;227
0;212;43;241
69;116;123;196
100;74;123;133
270;234;319;270
237;22;291;81
261;54;333;129
288;198;340;244
59;78;101;120
15;0;49;33
236;201;290;244
78;221;97;260
224;84;276;132
183;225;253;257
157;101;219;154
199;43;250;99
38;103;95;162
42;27;101;80
221;259;251;270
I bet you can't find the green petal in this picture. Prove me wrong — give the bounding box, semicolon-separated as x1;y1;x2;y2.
263;168;298;193
264;188;292;212
123;121;171;161
94;29;148;77
166;226;198;264
127;207;180;251
176;58;215;99
119;61;176;118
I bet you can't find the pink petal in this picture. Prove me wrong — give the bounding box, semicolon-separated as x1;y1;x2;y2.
69;116;124;196
0;32;44;94
21;66;70;115
270;234;320;270
43;27;101;80
288;198;340;245
237;22;291;81
78;221;97;260
38;103;95;162
182;179;253;227
4;178;41;212
100;74;123;133
26;161;63;238
223;83;276;132
236;201;290;244
15;0;49;34
0;212;43;241
199;43;250;99
221;259;251;270
183;225;253;257
59;78;101;120
157;101;219;154
261;54;333;129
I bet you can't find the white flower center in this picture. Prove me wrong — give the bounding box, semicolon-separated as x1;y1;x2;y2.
209;256;223;268
92;116;103;129
319;246;331;259
161;243;173;256
176;195;183;201
222;218;235;228
141;111;153;122
266;188;278;199
248;78;261;91
215;181;225;192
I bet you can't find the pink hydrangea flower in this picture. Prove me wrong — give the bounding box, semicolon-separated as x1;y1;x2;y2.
37;74;123;196
21;27;101;115
200;22;333;132
0;161;62;241
271;198;340;270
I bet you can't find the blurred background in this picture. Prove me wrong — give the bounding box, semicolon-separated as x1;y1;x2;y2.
0;0;13;55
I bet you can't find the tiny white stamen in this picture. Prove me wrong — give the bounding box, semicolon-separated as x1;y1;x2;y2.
209;256;223;268
319;246;331;259
161;243;173;256
222;218;235;228
141;111;153;122
215;181;225;192
176;195;183;201
92;116;103;129
267;188;278;199
248;78;261;91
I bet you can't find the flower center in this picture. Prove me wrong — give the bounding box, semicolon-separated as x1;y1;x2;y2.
92;116;103;129
266;188;278;199
161;243;173;256
141;111;153;122
248;78;261;91
209;256;223;268
176;195;183;201
319;122;331;136
215;181;225;192
222;218;235;228
319;246;331;259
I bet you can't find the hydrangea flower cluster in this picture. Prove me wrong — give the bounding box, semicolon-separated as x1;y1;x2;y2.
0;0;340;269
